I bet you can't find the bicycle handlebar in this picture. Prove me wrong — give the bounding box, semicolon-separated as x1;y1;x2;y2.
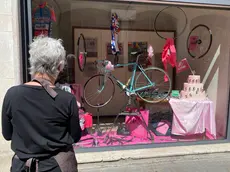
94;50;146;67
95;60;108;66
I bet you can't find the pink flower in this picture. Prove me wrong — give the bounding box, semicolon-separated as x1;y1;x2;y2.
148;45;154;58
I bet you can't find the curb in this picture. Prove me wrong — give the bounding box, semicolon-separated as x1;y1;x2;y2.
75;143;230;164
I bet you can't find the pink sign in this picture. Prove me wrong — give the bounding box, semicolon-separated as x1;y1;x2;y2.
176;58;190;73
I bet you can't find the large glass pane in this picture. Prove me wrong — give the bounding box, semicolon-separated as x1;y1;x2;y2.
31;0;230;148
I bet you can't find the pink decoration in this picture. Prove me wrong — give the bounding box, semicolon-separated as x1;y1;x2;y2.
162;38;177;82
84;113;93;128
146;45;154;66
125;110;149;139
156;121;170;135
176;58;190;74
80;113;93;129
105;61;114;71
79;53;84;68
147;45;154;58
189;36;199;51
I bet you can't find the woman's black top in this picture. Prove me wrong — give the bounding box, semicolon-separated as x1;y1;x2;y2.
1;85;82;160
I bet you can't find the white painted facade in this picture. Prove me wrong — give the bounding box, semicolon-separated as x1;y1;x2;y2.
0;0;21;149
0;0;21;170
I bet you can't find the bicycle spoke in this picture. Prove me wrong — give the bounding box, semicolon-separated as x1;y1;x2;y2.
135;67;171;103
86;92;101;102
83;74;115;108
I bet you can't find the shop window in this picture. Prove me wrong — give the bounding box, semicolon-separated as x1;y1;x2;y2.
31;0;230;148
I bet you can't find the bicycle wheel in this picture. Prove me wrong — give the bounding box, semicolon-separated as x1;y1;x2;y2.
77;33;87;72
154;6;188;40
135;67;171;103
83;74;115;108
187;24;212;59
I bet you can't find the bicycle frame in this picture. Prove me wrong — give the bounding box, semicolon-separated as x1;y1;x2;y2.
85;58;171;108
109;62;155;94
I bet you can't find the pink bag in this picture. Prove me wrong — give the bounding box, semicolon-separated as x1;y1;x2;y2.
79;113;93;130
156;121;170;135
125;110;149;139
84;113;93;128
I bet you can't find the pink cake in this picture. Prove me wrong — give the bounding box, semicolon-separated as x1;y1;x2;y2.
180;75;206;100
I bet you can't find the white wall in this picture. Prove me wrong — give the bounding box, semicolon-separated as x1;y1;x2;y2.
0;0;22;170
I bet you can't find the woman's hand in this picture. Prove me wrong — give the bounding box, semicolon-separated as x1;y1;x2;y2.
77;101;81;108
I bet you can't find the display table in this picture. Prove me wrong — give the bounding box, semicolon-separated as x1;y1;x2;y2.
169;98;216;139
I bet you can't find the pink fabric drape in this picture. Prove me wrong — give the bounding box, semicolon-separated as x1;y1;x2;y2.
162;38;177;82
169;98;216;138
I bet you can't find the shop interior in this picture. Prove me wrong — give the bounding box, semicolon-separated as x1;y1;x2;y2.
31;0;230;148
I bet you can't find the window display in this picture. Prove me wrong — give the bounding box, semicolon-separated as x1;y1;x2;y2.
31;0;230;149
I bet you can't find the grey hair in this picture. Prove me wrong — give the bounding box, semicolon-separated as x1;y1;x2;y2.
29;36;66;78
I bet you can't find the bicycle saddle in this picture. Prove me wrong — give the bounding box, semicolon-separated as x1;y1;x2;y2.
131;51;144;56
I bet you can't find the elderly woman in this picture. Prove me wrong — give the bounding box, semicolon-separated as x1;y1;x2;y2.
2;36;81;172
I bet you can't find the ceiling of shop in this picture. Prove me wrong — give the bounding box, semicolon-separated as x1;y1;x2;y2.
34;0;173;14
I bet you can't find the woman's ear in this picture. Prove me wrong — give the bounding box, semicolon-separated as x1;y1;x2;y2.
58;61;65;72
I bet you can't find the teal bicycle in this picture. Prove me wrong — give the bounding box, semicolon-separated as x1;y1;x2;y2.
83;51;172;108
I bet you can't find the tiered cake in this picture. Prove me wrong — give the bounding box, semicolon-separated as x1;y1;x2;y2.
180;75;206;100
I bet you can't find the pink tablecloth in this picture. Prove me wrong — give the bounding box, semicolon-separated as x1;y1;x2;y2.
169;98;216;138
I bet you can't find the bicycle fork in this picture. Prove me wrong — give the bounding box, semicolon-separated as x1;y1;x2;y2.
97;74;108;93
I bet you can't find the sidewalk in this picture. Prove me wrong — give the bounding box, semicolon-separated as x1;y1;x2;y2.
76;143;230;172
1;143;230;171
78;152;230;172
76;143;230;163
1;151;229;172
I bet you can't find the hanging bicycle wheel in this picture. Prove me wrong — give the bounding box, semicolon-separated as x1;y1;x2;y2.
83;74;115;108
77;33;87;72
154;6;188;40
187;24;212;59
135;67;171;103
